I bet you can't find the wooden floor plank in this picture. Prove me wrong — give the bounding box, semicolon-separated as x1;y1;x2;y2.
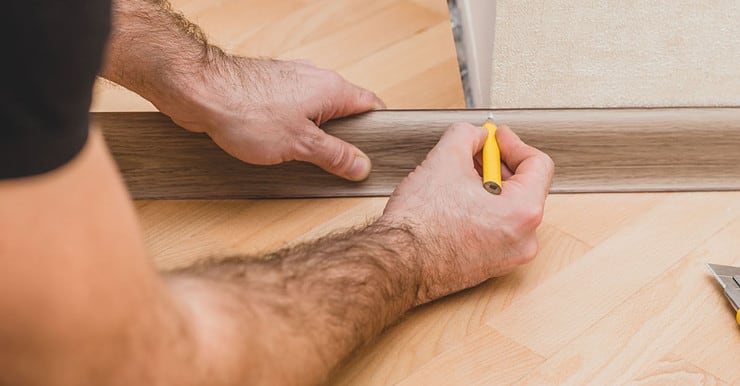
378;57;464;108
487;193;740;358
192;0;305;50
278;2;444;69
628;356;728;386
406;0;450;15
231;0;398;58
542;193;663;246
659;219;740;385
97;108;740;199
393;327;545;386
169;0;229;16
513;218;740;384
338;22;460;91
672;328;740;385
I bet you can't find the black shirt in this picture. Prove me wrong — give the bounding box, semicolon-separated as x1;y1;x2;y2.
0;0;111;179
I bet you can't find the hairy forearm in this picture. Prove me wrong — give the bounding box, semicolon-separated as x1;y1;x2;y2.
167;221;421;385
102;0;220;106
4;220;421;386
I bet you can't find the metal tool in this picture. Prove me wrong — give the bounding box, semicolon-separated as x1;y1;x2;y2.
705;263;740;325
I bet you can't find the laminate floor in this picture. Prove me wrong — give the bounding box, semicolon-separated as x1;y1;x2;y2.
92;1;740;384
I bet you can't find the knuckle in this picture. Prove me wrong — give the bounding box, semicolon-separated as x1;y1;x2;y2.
292;128;324;158
448;122;474;133
498;220;522;247
515;239;539;265
521;204;545;228
539;152;555;175
327;143;354;172
441;123;477;149
295;58;317;67
324;71;345;88
294;128;356;173
359;89;378;105
544;152;555;169
508;204;544;233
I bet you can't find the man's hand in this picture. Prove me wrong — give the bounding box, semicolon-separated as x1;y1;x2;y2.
382;123;554;304
160;56;384;181
103;0;383;181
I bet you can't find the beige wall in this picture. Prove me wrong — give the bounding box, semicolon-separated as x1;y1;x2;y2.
489;1;740;108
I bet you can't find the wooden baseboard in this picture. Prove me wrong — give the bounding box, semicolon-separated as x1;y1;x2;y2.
94;108;740;199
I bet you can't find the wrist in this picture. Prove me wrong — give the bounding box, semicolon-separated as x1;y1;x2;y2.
142;45;226;123
369;218;424;308
377;213;445;306
103;0;227;124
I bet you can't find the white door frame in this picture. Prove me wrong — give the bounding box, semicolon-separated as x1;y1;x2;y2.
448;0;497;108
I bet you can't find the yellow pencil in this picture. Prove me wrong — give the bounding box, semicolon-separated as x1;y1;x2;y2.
482;112;502;195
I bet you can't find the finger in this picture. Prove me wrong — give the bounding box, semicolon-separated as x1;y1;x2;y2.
324;74;386;121
496;125;541;173
502;163;514;180
336;84;385;118
503;154;553;205
496;126;554;200
474;152;483;176
294;58;317;67
293;123;372;181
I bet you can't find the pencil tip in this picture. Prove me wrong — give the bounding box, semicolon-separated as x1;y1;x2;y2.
487;112;495;120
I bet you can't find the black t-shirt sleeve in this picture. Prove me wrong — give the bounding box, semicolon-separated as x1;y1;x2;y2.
0;0;111;179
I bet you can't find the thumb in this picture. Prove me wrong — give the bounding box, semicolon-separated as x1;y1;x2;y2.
293;124;372;181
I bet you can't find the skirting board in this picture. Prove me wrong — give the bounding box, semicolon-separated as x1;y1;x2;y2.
94;108;740;199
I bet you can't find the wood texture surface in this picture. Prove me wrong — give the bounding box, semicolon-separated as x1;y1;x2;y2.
96;108;740;199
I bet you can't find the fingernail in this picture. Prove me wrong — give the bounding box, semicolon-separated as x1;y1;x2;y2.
348;152;372;181
374;100;387;110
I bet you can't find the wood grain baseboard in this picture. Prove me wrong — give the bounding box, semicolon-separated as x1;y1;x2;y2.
94;108;740;199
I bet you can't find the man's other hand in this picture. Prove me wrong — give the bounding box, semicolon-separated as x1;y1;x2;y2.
159;56;385;181
382;122;555;305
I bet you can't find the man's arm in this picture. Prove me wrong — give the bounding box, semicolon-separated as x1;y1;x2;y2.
0;131;417;385
167;222;421;383
0;122;552;385
102;0;384;181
